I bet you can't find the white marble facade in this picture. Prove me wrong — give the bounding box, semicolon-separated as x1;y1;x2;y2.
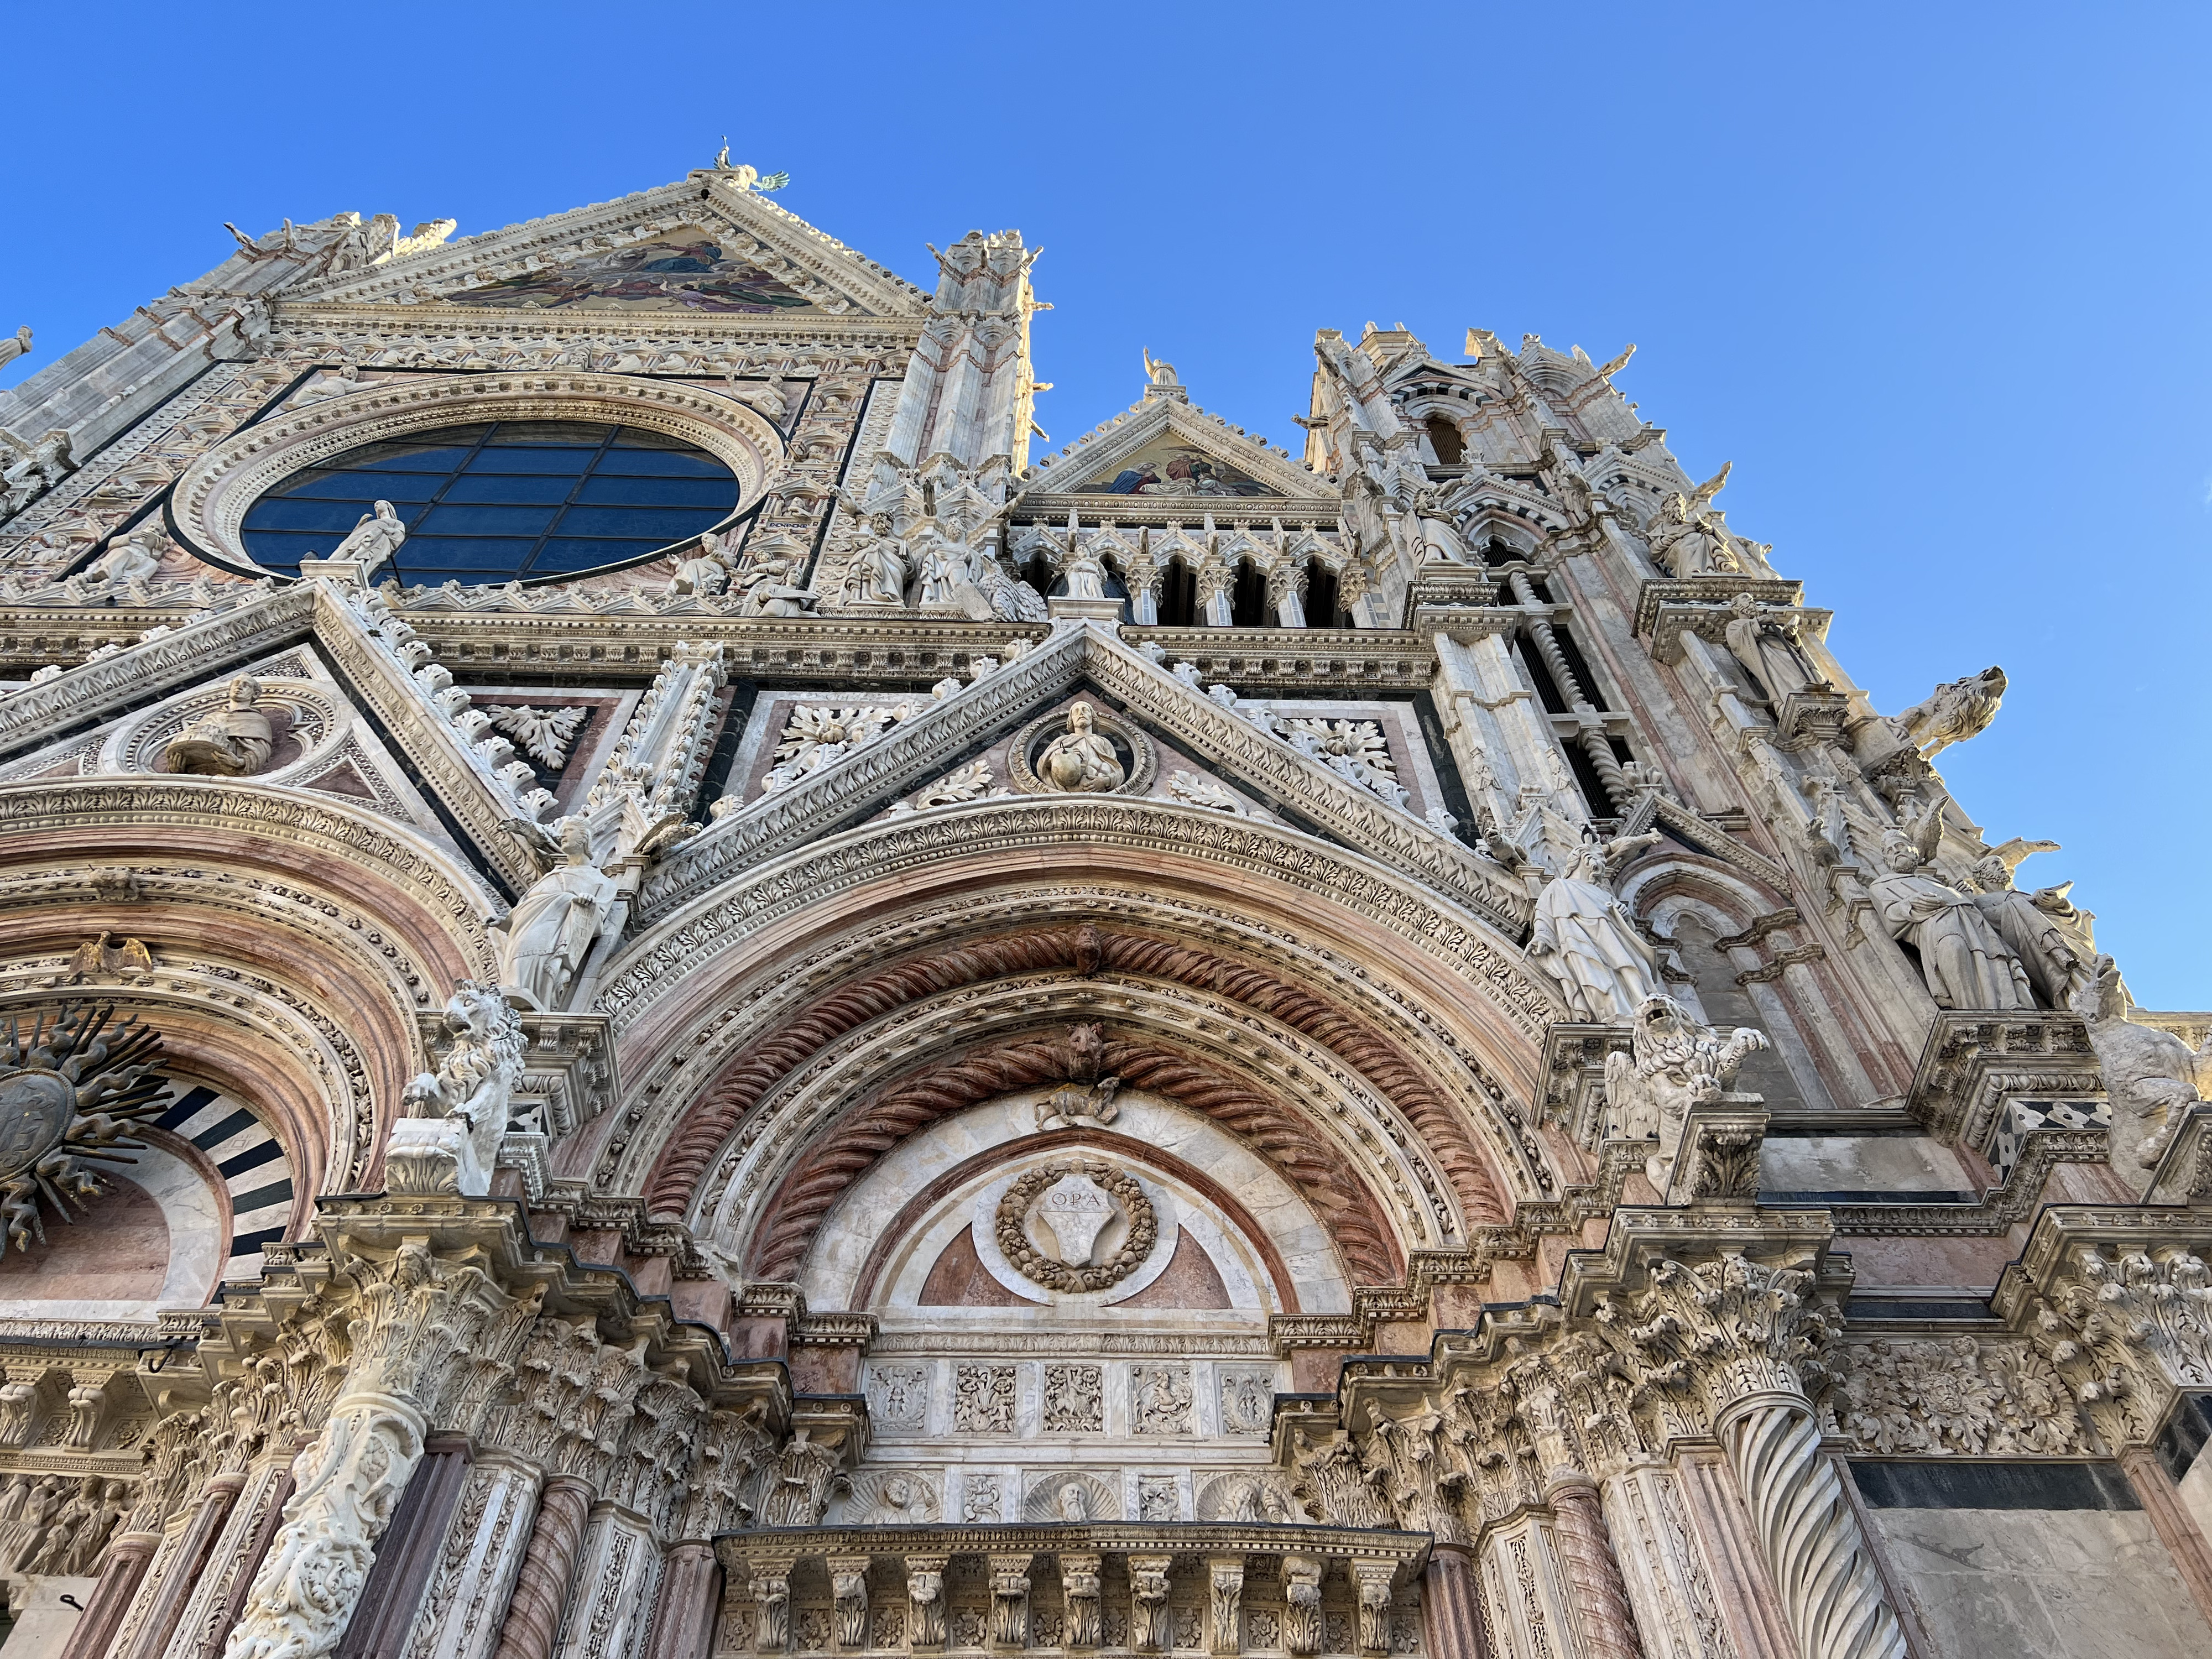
0;165;2204;1659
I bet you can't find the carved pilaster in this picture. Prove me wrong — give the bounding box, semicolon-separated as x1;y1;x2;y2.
830;1558;871;1652
988;1554;1032;1650
403;1455;544;1659
57;1530;160;1659
116;1480;239;1659
550;1506;662;1659
1060;1554;1102;1649
904;1556;947;1651
643;1543;719;1659
1206;1556;1243;1656
173;1455;296;1659
1129;1555;1172;1654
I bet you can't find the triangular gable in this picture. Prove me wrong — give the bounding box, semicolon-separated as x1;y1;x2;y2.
634;619;1530;936
0;582;547;896
1018;389;1335;512
282;173;927;321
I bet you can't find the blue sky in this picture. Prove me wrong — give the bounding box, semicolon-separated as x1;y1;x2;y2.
7;4;2209;1004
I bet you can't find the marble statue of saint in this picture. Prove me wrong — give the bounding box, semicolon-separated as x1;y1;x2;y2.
494;817;618;1011
162;677;275;776
323;499;408;579
733;551;818;618
0;327;29;369
1061;539;1109;599
668;530;732;597
1720;592;1828;705
1969;854;2094;1010
844;513;910;606
1869;825;2032;1010
1527;830;1666;1022
1036;702;1126;792
93;528;165;588
1411;489;1467;564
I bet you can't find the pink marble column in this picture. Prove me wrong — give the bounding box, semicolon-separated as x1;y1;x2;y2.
335;1433;476;1659
488;1476;594;1659
58;1531;160;1659
644;1543;721;1659
1547;1477;1644;1659
1418;1546;1489;1659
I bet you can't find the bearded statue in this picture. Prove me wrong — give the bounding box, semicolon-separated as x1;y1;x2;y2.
1604;995;1772;1194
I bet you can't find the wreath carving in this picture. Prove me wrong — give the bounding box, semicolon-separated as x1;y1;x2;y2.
994;1160;1157;1293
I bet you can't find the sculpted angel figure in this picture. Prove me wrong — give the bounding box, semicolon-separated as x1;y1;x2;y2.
1036;702;1126;792
1867;807;2032;1010
321;498;408;580
1527;829;1666;1022
1721;592;1829;705
493;817;618;1011
162;676;274;776
1605;995;1772;1193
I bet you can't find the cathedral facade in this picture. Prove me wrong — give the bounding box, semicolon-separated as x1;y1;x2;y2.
0;164;2205;1659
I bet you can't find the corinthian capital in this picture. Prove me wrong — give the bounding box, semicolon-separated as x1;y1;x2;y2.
1610;1251;1837;1417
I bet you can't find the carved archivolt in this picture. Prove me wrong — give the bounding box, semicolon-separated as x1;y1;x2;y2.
627;918;1520;1232
0;779;499;983
165;372;786;575
737;1024;1403;1288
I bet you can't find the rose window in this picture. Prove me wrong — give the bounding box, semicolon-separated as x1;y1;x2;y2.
238;419;740;585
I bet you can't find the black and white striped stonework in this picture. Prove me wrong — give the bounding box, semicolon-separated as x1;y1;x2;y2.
154;1084;296;1275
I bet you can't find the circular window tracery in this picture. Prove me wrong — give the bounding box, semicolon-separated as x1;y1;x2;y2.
239;419;740;586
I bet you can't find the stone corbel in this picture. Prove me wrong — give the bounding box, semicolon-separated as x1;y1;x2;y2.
905;1554;948;1650
988;1553;1034;1649
1351;1563;1394;1659
1205;1556;1244;1656
831;1556;872;1650
1060;1553;1104;1648
1662;1096;1770;1204
752;1561;795;1655
1280;1555;1323;1657
1128;1554;1173;1653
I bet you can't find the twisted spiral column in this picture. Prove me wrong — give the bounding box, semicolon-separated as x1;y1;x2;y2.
1718;1395;1905;1659
1545;1477;1643;1659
